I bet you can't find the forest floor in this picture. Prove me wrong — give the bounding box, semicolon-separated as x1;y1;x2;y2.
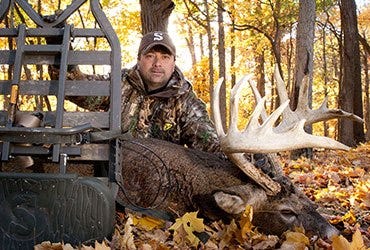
100;143;370;250
20;142;370;249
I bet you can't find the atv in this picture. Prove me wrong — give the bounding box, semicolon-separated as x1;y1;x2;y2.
0;0;122;248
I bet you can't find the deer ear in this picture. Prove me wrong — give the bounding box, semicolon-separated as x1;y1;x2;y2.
213;191;245;214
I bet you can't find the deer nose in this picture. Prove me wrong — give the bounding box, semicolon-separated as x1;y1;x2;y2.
322;225;340;240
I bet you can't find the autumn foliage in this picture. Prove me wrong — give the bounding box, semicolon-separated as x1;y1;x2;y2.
33;142;370;249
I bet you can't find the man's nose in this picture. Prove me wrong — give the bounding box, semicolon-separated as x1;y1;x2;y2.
153;56;162;66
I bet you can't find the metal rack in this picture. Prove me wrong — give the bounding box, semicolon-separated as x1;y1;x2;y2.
0;0;122;173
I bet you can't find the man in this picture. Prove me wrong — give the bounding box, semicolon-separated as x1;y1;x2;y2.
51;31;220;153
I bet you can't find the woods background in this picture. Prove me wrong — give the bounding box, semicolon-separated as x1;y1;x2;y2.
1;1;370;248
0;0;369;148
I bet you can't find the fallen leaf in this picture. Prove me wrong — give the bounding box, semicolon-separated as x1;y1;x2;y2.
93;241;110;250
332;234;351;250
219;219;239;249
350;228;369;250
283;230;309;246
132;214;165;231
169;211;205;247
120;217;137;250
34;242;74;250
239;205;254;239
251;235;279;249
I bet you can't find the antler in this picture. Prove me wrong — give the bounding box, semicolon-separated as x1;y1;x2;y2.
212;67;362;195
272;65;363;131
213;76;351;154
212;76;280;195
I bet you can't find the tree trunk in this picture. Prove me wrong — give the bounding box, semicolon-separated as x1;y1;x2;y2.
204;0;215;120
287;23;294;97
230;4;236;88
271;0;283;77
217;0;226;129
338;0;365;146
255;51;265;97
290;0;315;159
139;0;175;33
322;23;329;137
185;23;197;67
363;47;370;140
199;33;204;57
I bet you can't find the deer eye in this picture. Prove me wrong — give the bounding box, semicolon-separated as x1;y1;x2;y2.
280;209;297;222
281;209;295;214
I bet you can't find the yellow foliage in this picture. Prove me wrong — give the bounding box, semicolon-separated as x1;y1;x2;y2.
332;229;370;250
186;57;212;104
342;210;358;225
358;6;370;30
169;211;205;247
278;228;309;250
239;205;254;239
132;214;165;231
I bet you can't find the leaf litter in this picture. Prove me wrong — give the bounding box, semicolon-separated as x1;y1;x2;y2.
35;142;370;249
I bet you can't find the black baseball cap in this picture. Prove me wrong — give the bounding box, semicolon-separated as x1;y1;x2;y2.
138;31;176;56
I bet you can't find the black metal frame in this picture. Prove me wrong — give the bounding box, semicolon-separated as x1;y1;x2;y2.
0;0;122;173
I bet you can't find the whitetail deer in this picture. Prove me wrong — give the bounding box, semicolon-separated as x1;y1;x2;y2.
117;137;339;238
116;67;361;239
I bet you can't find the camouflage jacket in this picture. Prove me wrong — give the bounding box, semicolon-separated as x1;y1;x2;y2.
59;65;221;153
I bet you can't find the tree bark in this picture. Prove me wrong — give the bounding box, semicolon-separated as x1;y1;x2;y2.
229;3;236;88
363;47;370;140
185;23;197;67
322;23;329;137
255;52;265;97
139;0;175;34
290;0;315;159
217;0;226;129
287;23;294;97
338;0;365;146
203;0;215;120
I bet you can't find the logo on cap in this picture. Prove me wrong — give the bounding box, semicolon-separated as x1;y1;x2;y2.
153;32;164;41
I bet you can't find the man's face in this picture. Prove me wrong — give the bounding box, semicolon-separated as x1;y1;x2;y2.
138;46;175;91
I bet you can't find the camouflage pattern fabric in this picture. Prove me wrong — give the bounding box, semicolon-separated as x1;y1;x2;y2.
50;65;220;153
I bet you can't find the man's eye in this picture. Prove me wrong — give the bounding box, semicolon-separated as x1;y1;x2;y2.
145;54;155;58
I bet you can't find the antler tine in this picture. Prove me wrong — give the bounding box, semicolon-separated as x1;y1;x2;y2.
248;80;284;178
244;96;269;132
213;77;226;138
261;100;290;132
274;65;290;104
304;95;364;125
278;67;364;128
213;76;281;195
229;76;249;133
249;80;268;121
274;66;296;130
